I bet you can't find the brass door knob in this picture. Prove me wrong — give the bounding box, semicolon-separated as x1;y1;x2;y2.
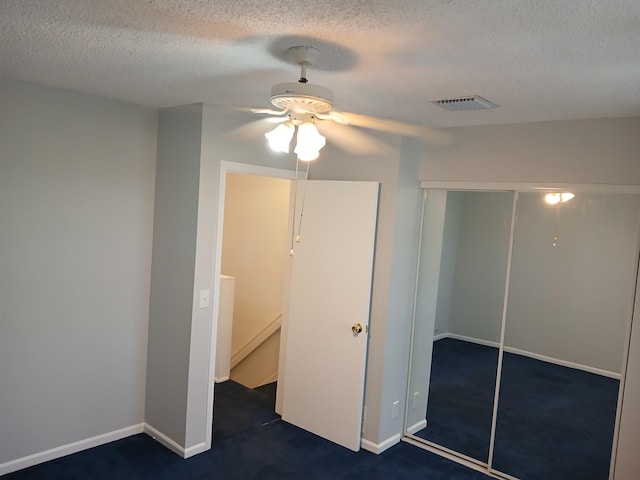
352;323;363;335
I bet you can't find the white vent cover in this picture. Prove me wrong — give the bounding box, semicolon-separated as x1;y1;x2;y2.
434;96;498;111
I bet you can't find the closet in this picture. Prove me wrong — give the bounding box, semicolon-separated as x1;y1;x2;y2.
405;185;640;480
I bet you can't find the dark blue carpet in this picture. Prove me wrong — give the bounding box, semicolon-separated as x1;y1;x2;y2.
492;352;619;480
415;338;499;462
414;338;618;479
212;380;279;442
6;380;490;480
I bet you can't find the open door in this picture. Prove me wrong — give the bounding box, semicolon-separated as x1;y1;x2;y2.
280;180;379;451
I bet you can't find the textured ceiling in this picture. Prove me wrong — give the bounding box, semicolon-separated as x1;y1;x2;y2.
2;0;640;128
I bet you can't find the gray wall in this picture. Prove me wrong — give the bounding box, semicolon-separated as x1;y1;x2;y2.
145;105;204;446
0;78;157;464
433;191;463;336
505;191;639;373
447;191;513;343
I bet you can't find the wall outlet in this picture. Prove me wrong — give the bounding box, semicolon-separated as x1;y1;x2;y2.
412;391;420;408
392;400;400;419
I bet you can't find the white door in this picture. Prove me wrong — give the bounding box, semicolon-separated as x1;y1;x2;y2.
281;180;379;451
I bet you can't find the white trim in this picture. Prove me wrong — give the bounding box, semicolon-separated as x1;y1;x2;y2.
214;375;230;383
0;424;144;476
446;333;499;348
360;433;402;454
406;419;428;435
503;346;621;380
420;181;640;195
183;442;206;459
440;332;622;379
402;437;506;479
143;424;205;459
230;315;281;369
433;332;448;341
144;423;184;457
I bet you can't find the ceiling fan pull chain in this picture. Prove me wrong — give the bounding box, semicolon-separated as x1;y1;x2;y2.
290;155;301;256
295;160;310;243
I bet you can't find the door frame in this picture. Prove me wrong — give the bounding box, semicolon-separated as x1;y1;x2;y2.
205;161;297;449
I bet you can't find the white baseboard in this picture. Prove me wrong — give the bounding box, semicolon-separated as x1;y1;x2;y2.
360;433;401;454
433;332;448;341
440;332;621;379
183;442;206;459
406;419;428;435
214;375;230;383
143;423;206;459
0;423;144;476
446;333;499;348
503;346;621;379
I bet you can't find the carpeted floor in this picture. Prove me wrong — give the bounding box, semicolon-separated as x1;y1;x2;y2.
5;379;490;480
414;338;498;461
413;338;619;479
492;352;619;480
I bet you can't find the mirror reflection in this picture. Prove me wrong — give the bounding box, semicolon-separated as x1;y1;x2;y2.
406;190;514;463
492;192;640;479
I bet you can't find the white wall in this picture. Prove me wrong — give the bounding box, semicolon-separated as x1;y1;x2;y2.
0;78;157;469
222;173;290;380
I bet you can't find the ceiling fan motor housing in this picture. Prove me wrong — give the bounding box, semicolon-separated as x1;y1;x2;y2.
270;82;334;114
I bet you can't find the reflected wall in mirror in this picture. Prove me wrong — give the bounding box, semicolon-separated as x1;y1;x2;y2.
406;190;514;464
492;192;640;479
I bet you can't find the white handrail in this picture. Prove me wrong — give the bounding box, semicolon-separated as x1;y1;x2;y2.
230;314;282;369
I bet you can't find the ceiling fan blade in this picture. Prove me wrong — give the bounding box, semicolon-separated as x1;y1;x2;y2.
250;107;289;116
315;121;395;156
328;110;454;146
226;116;287;140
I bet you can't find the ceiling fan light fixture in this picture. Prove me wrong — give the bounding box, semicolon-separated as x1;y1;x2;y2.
265;123;295;153
294;122;326;161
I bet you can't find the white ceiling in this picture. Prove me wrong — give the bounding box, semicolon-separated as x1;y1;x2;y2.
2;0;640;128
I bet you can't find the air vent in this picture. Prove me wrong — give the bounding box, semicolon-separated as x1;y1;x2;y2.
434;96;498;112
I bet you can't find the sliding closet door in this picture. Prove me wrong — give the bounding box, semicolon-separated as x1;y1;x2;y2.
406;190;514;465
492;192;640;479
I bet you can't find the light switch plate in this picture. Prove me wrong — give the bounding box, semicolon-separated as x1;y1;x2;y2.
199;290;210;309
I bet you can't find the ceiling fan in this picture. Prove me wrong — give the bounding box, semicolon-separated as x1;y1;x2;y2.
247;46;449;160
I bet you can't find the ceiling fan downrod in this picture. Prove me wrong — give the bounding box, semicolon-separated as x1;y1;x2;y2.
288;46;319;84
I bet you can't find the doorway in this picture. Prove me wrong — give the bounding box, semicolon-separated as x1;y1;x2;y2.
206;162;296;448
217;172;291;390
206;163;379;452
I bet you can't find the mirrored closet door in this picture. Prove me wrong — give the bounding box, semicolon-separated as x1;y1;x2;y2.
405;189;515;465
405;186;640;480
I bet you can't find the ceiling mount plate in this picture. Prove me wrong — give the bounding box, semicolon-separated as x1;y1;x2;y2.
288;46;319;66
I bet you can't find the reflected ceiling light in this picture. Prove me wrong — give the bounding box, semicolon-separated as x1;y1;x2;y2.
265;114;326;161
544;192;575;205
